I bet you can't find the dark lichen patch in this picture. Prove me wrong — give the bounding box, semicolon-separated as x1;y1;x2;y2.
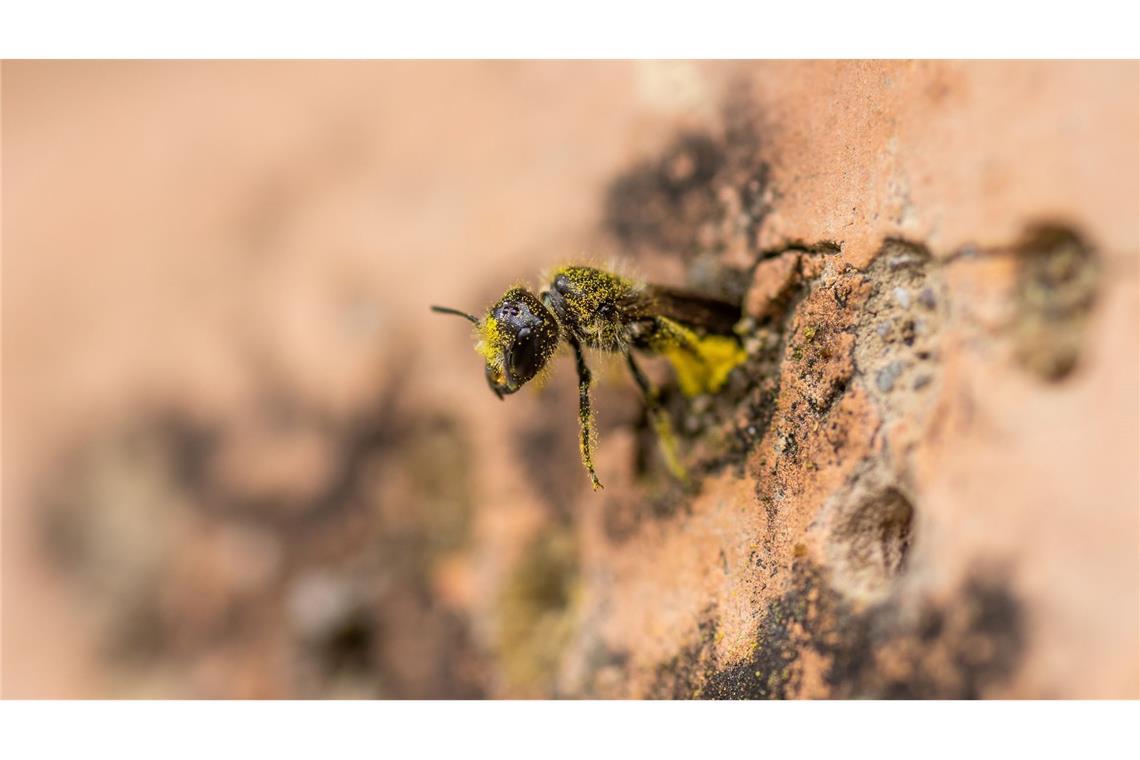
131;372;420;534
495;526;580;697
597;95;795;496
860;575;1026;699
602;92;775;301
647;608;720;699
695;563;852;699
604;132;728;259
701;600;803;699
686;562;1025;699
36;379;486;698
1010;224;1100;381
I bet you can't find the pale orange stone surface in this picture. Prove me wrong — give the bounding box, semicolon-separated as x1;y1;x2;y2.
2;61;1136;698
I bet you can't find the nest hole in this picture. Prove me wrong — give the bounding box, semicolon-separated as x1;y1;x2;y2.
826;486;915;601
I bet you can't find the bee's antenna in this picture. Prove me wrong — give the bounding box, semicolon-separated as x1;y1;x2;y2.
430;305;480;324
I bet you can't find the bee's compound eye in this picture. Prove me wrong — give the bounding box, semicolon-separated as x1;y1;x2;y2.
507;329;541;386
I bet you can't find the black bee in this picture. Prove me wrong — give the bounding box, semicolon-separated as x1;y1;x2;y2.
432;265;746;490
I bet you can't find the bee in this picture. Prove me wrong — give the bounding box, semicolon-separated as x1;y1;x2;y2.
432;265;747;490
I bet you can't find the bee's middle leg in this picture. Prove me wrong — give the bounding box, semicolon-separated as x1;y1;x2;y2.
625;351;688;483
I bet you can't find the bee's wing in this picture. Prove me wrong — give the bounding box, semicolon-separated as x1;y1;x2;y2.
634;284;742;335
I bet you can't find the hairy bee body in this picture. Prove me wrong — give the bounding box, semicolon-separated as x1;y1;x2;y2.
544;266;642;352
433;264;747;490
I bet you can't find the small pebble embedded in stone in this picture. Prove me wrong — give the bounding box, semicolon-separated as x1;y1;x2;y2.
876;361;904;392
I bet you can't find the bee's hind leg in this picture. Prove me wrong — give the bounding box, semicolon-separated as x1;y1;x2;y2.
625;351;688;483
568;336;604;490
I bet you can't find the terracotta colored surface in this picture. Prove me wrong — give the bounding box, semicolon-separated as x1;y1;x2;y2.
2;60;1137;698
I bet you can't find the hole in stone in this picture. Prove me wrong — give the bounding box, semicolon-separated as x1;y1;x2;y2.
1010;224;1100;381
826;485;915;601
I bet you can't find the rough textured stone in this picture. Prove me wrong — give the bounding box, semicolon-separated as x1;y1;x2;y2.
3;61;1137;699
744;252;800;321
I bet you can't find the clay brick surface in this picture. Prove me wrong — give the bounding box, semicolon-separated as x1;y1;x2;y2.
3;61;1136;698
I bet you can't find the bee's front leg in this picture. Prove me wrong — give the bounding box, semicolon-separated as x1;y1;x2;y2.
568;335;604;491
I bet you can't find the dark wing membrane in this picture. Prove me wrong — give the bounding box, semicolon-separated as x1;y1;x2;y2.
636;284;742;335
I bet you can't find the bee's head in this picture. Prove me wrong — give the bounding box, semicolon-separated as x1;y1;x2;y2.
432;288;560;398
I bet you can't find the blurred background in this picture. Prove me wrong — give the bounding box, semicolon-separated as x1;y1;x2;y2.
2;61;1137;698
3;60;699;697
